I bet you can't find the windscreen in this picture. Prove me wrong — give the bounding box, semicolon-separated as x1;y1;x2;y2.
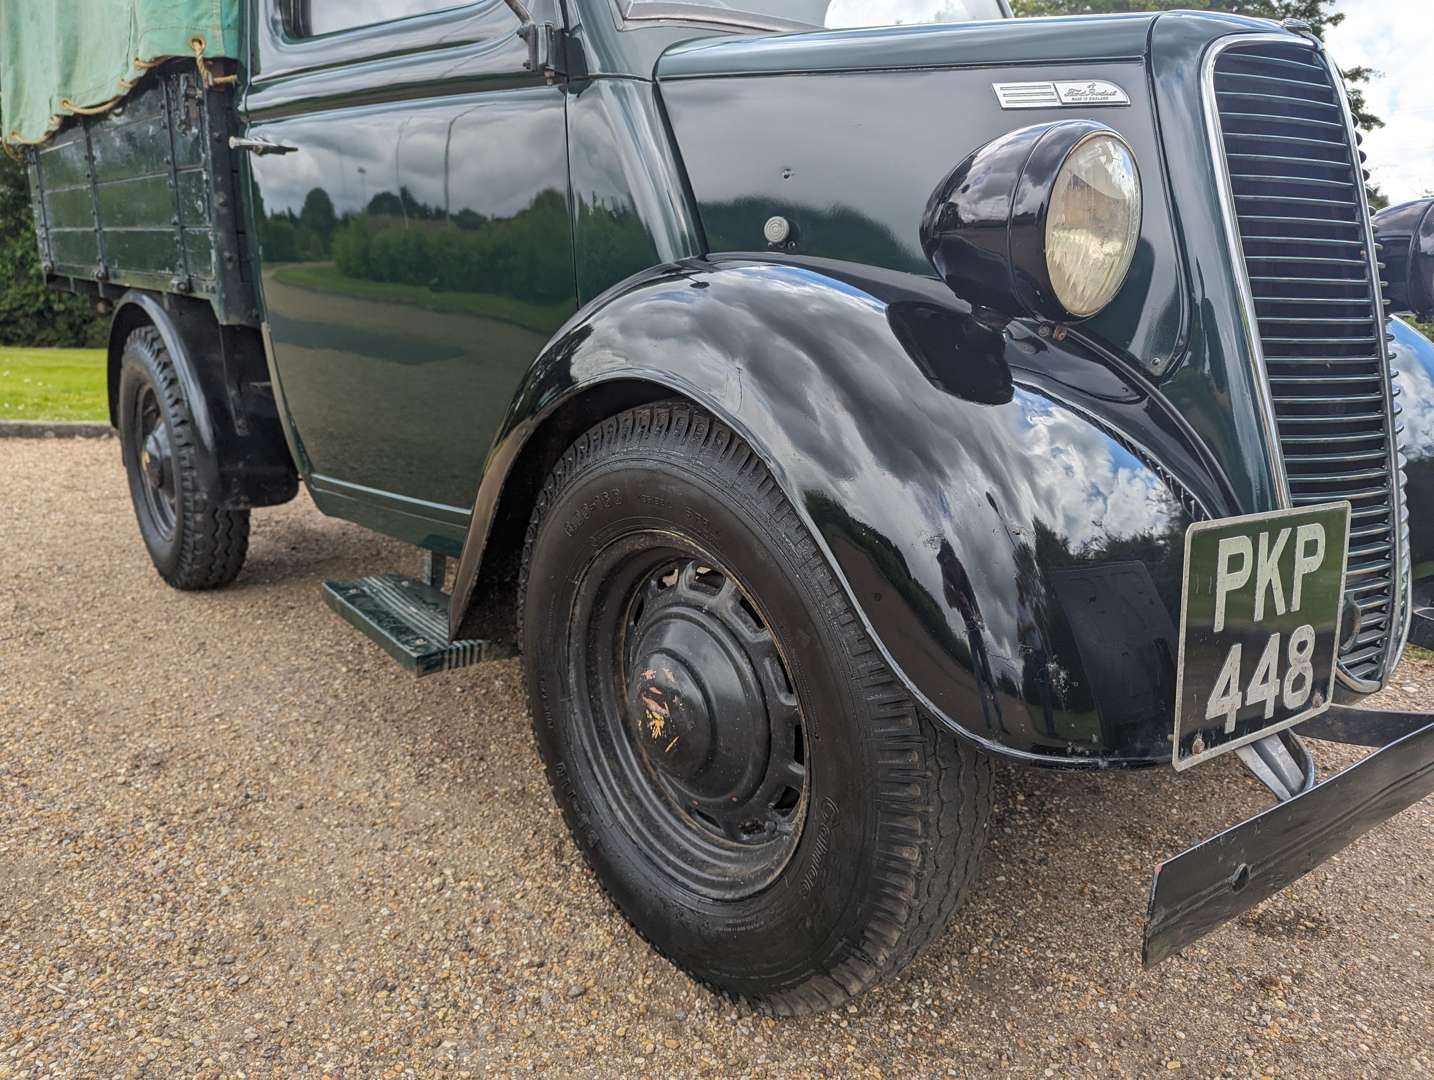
623;1;1008;29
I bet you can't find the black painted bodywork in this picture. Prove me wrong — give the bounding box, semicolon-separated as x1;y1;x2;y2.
1390;317;1434;614
451;256;1220;765
920;118;1136;325
441;6;1434;768
1374;197;1434;321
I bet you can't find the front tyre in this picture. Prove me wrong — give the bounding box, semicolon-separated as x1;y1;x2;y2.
117;327;250;590
520;402;992;1014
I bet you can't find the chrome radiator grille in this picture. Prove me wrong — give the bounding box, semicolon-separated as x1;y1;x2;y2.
1210;37;1402;686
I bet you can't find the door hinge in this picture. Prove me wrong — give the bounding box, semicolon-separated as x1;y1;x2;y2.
518;22;569;83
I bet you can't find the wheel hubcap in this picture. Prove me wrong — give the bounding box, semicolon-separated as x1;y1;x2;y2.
627;568;780;827
629;644;732;789
131;384;177;540
576;546;809;900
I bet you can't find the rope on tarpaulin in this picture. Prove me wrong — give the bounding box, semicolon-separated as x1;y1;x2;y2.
2;39;234;150
60;94;126;116
191;37;237;88
4;120;60;160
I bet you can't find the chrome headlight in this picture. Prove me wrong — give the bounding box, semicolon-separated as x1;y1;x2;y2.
1045;133;1142;318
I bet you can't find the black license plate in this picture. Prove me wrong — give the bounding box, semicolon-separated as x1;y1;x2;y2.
1173;502;1351;770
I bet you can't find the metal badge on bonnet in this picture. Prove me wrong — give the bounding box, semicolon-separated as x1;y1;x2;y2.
994;80;1131;109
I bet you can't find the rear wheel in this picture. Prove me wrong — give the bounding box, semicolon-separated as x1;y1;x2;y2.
117;327;249;590
520;402;992;1014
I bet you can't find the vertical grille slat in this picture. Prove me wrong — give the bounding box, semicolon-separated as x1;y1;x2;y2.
1211;38;1403;686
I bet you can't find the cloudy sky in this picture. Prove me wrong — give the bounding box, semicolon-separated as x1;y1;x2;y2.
1328;0;1434;205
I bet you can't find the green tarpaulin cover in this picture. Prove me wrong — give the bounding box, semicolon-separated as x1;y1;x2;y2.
1;0;239;145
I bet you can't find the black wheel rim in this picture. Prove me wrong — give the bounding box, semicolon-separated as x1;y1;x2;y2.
571;536;809;901
132;383;177;540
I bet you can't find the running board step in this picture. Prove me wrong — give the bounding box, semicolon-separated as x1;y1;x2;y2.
323;573;515;677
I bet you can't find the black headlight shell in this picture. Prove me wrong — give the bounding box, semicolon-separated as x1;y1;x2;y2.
921;119;1141;325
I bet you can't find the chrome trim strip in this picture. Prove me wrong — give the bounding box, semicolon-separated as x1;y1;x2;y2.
1201;31;1410;693
1200;33;1294;510
994;79;1130;109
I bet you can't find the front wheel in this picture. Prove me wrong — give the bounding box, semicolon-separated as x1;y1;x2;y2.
520;402;992;1014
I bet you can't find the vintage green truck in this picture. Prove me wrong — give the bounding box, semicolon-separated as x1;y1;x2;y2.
10;0;1434;1014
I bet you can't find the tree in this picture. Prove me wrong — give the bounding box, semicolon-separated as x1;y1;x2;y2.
0;96;105;347
1010;0;1381;131
298;187;338;250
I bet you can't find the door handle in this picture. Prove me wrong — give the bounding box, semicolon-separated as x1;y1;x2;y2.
228;135;298;156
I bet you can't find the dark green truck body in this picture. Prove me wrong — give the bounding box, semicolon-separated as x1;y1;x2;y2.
17;0;1434;768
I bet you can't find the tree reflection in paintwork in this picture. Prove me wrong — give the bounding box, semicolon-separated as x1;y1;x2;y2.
251;177;579;510
256;185;659;316
332;189;572;303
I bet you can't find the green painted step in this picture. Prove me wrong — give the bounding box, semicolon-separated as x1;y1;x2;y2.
323;573;515;677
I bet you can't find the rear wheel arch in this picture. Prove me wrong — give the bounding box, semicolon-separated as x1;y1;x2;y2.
107;292;231;456
116;324;252;589
104;291;297;509
108;294;223;487
107;302;155;428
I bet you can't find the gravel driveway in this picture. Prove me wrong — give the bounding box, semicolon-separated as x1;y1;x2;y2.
2;440;1431;1079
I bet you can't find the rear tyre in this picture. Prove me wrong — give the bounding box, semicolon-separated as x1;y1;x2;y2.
520;401;992;1015
117;326;250;590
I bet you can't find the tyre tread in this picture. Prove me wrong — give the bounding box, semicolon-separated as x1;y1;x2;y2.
519;401;991;1016
123;327;250;590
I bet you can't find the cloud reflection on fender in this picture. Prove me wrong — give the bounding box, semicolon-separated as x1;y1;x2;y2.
560;261;1186;749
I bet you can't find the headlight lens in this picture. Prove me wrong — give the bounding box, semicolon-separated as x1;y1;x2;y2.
1044;133;1141;318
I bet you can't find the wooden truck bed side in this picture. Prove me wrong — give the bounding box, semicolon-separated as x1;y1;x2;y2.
26;65;258;327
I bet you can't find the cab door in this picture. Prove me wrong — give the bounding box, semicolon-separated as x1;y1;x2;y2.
241;1;575;549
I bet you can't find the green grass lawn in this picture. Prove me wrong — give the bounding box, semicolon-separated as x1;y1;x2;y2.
0;347;108;422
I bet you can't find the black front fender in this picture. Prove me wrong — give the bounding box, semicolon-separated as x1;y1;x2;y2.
451;258;1238;766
